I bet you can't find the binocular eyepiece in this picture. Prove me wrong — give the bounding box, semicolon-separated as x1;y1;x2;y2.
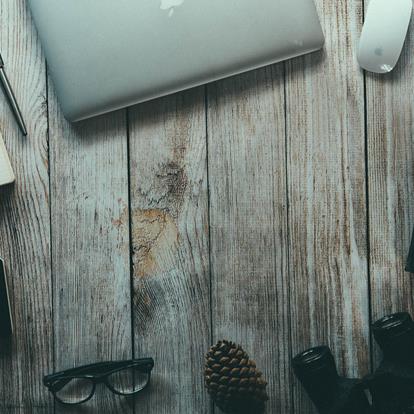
293;312;414;414
372;312;414;360
292;346;339;407
292;346;337;378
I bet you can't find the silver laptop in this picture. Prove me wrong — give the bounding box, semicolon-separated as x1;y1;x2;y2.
28;0;324;122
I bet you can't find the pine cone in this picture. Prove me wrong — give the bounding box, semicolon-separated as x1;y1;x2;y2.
205;340;269;414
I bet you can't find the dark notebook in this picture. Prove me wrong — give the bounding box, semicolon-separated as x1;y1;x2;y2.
0;258;13;337
407;229;414;273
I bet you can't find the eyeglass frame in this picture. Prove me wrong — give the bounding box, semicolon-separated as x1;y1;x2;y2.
43;358;154;405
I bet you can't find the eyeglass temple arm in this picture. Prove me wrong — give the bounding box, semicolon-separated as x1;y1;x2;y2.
44;362;117;383
83;359;154;374
44;358;154;384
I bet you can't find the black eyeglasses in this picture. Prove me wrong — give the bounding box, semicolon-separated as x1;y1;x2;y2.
43;358;154;405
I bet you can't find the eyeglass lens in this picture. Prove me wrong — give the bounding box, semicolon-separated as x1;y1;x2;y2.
107;367;150;395
53;366;150;404
54;377;95;404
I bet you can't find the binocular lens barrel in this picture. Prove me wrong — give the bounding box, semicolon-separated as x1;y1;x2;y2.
293;346;338;387
293;346;345;410
373;312;414;354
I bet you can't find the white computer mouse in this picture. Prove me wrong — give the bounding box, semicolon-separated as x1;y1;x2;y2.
358;0;412;74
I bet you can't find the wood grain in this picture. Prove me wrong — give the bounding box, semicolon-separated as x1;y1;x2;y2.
286;0;370;412
0;0;52;412
128;88;210;413
207;66;292;412
4;0;414;412
48;97;132;412
365;3;414;339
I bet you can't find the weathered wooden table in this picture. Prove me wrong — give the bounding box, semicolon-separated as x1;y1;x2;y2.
1;0;413;412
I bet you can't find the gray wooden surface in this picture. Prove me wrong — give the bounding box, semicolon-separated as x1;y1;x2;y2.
0;0;413;413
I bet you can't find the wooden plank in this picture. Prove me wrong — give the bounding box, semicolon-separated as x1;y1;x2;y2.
365;7;414;327
48;98;132;412
286;0;369;412
207;66;292;412
128;89;210;413
0;0;52;412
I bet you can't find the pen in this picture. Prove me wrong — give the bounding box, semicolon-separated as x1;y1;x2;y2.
0;53;27;136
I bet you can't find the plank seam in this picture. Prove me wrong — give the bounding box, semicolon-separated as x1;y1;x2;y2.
283;60;295;414
126;107;136;414
361;0;374;374
204;84;215;414
44;60;56;414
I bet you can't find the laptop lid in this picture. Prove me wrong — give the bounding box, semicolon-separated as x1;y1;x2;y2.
28;0;324;122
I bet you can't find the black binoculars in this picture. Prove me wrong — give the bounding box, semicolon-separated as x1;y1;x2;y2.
292;346;372;414
369;312;414;413
293;312;414;414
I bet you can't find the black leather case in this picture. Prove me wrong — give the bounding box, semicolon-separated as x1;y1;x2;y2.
406;230;414;273
0;258;13;337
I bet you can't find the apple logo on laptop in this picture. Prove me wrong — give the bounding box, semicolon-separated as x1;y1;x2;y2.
160;0;184;17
